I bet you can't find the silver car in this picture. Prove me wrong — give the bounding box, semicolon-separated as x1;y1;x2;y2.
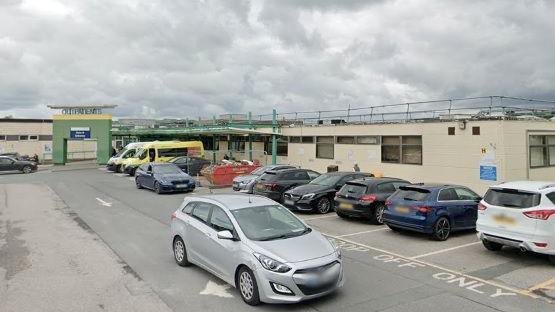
170;194;344;305
232;165;296;193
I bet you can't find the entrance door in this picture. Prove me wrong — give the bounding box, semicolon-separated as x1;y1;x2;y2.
66;139;98;163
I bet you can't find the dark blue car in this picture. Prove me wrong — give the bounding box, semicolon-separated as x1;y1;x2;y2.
382;184;481;241
135;163;196;194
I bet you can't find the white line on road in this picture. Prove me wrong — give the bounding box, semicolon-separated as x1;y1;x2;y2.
303;214;338;221
336;227;388;238
409;242;481;260
95;197;112;207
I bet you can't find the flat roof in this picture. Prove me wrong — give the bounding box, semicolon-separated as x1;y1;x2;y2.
0;118;52;123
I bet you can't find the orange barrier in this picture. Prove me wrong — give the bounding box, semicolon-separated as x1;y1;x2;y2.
201;163;261;186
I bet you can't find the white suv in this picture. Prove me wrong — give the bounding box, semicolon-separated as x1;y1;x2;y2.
476;181;555;264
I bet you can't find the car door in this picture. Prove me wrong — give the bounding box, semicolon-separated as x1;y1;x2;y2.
205;207;240;284
135;164;147;185
454;187;480;228
0;157;14;171
187;202;213;268
142;164;156;189
437;188;466;228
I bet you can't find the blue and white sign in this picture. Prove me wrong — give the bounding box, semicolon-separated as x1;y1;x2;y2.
479;164;497;181
70;127;91;139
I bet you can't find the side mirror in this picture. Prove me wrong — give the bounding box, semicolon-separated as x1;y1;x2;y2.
217;230;234;240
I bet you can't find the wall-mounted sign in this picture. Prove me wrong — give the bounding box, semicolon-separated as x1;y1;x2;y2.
62;108;103;115
70;127;91;139
479;164;497;181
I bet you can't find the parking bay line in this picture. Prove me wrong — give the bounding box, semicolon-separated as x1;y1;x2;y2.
303;214;338;221
324;233;540;300
336;227;388;238
409;242;482;260
530;277;555;292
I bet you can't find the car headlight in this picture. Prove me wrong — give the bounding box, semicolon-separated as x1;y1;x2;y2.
302;193;315;199
327;238;342;259
254;253;291;273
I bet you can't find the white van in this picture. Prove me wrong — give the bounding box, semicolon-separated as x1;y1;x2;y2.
106;142;150;172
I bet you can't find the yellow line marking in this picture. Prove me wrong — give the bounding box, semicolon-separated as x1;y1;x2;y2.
325;234;542;301
410;242;481;259
529;277;555;291
336;228;388;238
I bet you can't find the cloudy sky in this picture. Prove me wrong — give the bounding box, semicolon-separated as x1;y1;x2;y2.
0;0;554;119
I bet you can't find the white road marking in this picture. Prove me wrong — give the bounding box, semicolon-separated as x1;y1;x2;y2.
115;173;127;177
409;242;482;260
303;214;338;221
336;227;388;238
95;198;112;207
199;280;233;298
324;234;540;300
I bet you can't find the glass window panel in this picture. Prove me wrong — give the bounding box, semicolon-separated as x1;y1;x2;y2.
316;143;334;159
337;136;355;144
547;136;555;145
402;136;422;145
357;136;378;144
530;146;547;167
381;146;400;163
301;136;314;143
316;136;334;143
289;136;301;143
550;146;555;166
382;136;400;145
402;145;422;164
530;135;545;145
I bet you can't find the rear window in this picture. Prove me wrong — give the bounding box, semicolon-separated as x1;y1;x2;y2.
483;188;541;208
548;192;555;205
339;183;367;197
392;187;430;201
258;172;277;181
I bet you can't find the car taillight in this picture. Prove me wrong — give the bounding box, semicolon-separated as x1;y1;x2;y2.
171;212;177;221
385;200;392;207
523;210;555;220
478;202;487;211
265;183;278;191
533;242;548;248
417;206;432;214
360;195;377;203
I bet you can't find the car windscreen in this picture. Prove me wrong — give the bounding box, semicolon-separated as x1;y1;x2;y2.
339;183;367;197
483;188;541;208
309;174;342;186
154;165;182;174
392;187;430;201
250;166;268;176
231;205;310;241
114;149;126;157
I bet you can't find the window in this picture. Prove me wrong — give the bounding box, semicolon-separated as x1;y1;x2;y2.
0;157;13;164
182;202;197;214
448;127;455;135
283;171;309;180
307;170;320;180
438;188;458;201
0;135;5;141
210;208;234;232
158;148;188;158
484;189;540;209
39;135;52;141
19;135;29;141
301;136;314;143
377;183;396;193
316;136;334;159
191;202;212;223
529;135;555;168
231;141;245;152
381;136;422;165
264;137;288;156
29;135;38;141
472;127;480;135
337;136;355;144
289;136;301;143
454;188;480;201
547;192;555;205
356;136;379;145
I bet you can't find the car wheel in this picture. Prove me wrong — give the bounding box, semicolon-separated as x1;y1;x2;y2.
115;164;121;173
173;237;190;267
22;166;33;174
431;217;451;241
154;182;162;194
316;197;332;214
371;204;386;225
237;266;260;306
482;239;503;251
135;178;142;189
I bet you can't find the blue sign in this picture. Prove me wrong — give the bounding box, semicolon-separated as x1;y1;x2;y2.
70;127;91;139
480;164;497;181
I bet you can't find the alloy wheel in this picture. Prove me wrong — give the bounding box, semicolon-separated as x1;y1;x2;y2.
317;197;331;214
239;271;254;300
375;205;385;224
174;240;184;262
434;218;451;241
22;166;32;174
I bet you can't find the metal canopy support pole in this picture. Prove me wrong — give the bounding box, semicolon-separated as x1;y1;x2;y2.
271;109;277;165
248;112;253;161
212;116;217;164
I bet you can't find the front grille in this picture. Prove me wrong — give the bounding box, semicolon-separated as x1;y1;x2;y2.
296;280;338;296
295;261;338;274
284;193;301;201
172;180;189;185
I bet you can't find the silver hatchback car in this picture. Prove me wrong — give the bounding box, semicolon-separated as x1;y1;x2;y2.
170;194;344;305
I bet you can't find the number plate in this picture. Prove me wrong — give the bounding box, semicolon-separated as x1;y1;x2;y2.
339;203;353;209
284;199;295;206
493;214;516;225
256;184;264;190
396;206;410;214
176;184;187;188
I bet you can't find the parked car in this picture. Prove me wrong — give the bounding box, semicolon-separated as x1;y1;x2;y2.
334;177;410;223
476;181;555;264
170;194;343;305
283;172;370;214
382;184;481;241
253;168;320;202
0;156;37;174
135;163;196;194
168;156;211;176
233;164;297;193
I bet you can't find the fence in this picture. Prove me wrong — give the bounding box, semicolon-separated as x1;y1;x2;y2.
250;96;555;124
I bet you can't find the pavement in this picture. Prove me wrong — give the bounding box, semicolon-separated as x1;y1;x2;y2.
0;167;554;312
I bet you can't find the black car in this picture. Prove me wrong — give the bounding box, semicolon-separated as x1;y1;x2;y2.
253;168;320;202
334;177;410;224
135;163;196;194
283;172;371;214
0;156;37;174
168;156;211;176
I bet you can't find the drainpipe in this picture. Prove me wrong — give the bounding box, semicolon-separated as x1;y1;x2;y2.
248;112;253;161
212;115;217;164
272;109;277;165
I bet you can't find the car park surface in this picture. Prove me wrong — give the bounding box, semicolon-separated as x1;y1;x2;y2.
2;168;554;312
